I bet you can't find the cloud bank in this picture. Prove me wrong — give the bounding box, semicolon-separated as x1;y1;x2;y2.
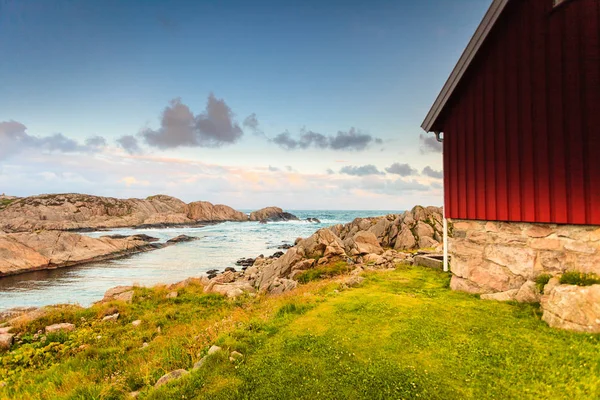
419;133;442;154
273;127;380;151
340;164;384;176
0;120;105;160
422;166;443;179
385;163;418;176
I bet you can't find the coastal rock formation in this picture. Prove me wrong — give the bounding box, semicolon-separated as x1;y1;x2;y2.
205;205;443;296
0;194;188;232
249;207;299;222
0;194;20;211
185;201;247;222
0;231;161;277
0;193;252;232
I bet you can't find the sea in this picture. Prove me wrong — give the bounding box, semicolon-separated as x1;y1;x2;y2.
0;210;400;311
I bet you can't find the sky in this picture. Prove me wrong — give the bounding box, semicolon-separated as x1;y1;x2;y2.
0;0;490;210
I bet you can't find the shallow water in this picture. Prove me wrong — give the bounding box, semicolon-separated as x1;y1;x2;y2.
0;210;400;310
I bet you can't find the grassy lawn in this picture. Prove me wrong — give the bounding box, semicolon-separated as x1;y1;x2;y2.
1;266;598;399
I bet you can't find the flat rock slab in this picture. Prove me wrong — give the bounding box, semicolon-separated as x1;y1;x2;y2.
414;254;444;271
45;323;75;333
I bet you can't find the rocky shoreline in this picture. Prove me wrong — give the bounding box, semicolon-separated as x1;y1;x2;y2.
0;206;443;330
189;205;444;297
0;193;311;277
0;231;199;278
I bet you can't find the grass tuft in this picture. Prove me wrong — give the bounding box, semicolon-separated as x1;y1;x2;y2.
535;274;552;293
295;261;351;283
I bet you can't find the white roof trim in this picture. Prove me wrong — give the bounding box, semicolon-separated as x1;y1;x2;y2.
421;0;510;132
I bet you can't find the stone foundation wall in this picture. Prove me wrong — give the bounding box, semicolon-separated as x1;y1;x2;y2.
449;219;600;332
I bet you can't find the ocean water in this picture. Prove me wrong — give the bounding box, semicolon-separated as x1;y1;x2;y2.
0;210;400;311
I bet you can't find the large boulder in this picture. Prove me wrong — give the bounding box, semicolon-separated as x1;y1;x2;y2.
185;201;248;222
394;228;416;250
0;333;14;350
541;285;600;333
298;228;346;259
266;278;298;295
255;247;304;291
344;231;384;256
249;207;298;222
102;286;134;303
206;281;255;298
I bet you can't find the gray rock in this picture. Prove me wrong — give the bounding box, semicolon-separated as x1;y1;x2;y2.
154;369;189;388
131;320;142;327
343;276;365;288
193;356;208;369
102;313;119;322
208;345;222;355
229;351;244;362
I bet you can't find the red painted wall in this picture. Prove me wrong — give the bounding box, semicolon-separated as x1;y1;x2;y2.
435;0;600;225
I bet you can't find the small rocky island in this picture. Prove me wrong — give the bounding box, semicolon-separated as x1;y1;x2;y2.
0;193;300;277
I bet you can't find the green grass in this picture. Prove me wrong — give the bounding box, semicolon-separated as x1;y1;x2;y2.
559;271;600;286
1;267;599;399
295;261;352;283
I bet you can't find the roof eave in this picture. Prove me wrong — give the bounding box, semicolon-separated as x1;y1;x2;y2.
421;0;511;133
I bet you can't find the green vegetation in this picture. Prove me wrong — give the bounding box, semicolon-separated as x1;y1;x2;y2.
535;274;552;293
559;271;600;286
295;261;352;283
0;199;15;210
1;267;599;399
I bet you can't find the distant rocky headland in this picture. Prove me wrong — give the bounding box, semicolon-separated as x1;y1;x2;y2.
0;193;300;232
0;193;307;277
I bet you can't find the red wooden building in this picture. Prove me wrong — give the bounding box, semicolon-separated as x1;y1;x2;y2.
422;0;600;226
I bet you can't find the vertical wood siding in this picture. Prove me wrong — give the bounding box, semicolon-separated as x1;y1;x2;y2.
440;0;600;225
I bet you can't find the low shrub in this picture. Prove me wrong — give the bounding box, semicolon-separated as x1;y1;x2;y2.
559;271;600;286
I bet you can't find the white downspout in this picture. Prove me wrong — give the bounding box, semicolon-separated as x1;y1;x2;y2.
435;131;449;272
443;216;449;272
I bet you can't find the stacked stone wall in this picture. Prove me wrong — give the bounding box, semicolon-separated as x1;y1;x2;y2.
449;219;600;332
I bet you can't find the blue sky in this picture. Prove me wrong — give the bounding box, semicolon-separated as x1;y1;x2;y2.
0;0;490;209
